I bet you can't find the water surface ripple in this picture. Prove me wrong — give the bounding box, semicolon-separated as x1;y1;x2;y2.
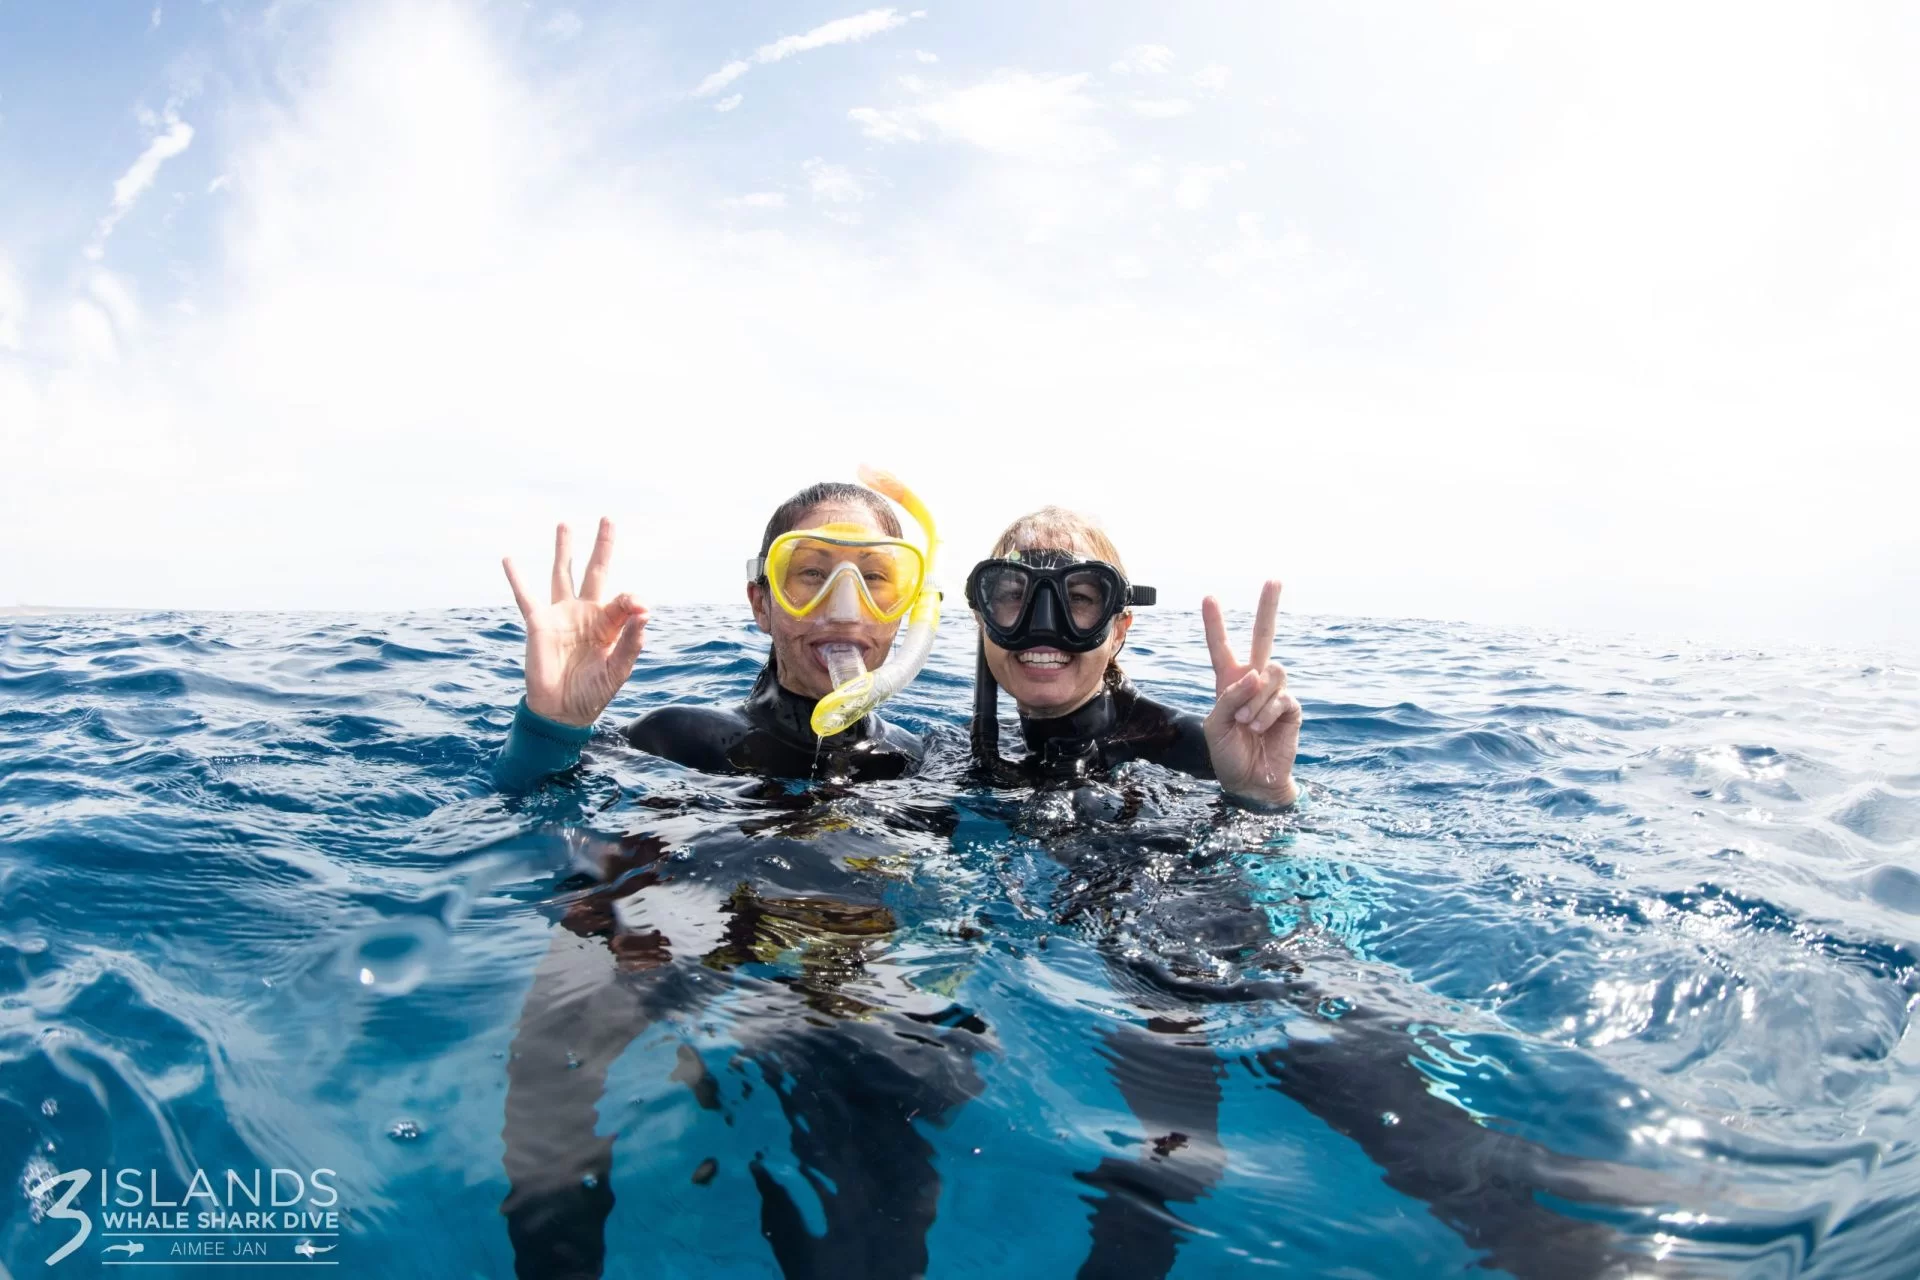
2;608;1916;1278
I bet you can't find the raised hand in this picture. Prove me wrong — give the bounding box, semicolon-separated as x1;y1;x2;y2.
1201;580;1302;807
502;519;649;728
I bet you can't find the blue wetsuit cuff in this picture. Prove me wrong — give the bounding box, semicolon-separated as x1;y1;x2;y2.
491;698;595;791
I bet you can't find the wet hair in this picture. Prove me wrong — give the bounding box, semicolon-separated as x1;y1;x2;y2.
987;505;1130;687
757;482;902;563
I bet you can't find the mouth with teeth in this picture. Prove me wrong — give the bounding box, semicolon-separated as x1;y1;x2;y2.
1014;647;1074;673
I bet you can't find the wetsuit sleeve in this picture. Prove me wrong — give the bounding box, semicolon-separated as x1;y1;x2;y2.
1118;692;1215;779
491;698;594;792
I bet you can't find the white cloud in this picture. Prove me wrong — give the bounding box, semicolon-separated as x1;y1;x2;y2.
1173;162;1232;210
724;191;787;209
1205;212;1312;276
208;174;230;194
713;93;743;113
1110;44;1174;75
913;50;939;64
4;2;1915;648
803;158;865;204
695;60;751;97
1130;97;1193;119
852;71;1112;163
149;5;161;30
1475;27;1514;66
0;253;25;350
1193;64;1230;93
694;8;914;97
849;104;922;143
92;115;194;252
541;9;582;41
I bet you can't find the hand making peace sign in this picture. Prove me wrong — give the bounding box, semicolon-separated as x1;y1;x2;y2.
502;518;650;728
1201;580;1302;808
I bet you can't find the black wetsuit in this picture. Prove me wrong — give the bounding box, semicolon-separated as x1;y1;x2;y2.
1009;674;1213;784
624;662;924;782
491;657;923;792
984;679;1682;1280
498;660;972;1280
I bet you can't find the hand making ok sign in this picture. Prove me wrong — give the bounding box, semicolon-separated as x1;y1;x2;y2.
1201;580;1302;808
502;519;650;728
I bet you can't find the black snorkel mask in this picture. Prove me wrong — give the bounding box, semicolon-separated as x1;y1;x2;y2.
963;551;1157;653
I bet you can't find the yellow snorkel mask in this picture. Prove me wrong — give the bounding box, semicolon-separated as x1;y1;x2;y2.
746;466;942;738
757;525;927;624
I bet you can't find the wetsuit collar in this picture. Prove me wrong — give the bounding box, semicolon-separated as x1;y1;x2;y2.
747;659;877;750
1017;682;1122;778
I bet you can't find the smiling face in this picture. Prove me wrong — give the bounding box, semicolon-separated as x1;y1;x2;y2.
749;501;906;700
979;530;1133;719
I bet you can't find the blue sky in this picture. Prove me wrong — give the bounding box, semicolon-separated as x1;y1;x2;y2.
1;1;1915;647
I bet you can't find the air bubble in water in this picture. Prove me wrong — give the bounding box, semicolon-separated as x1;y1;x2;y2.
387;1119;425;1142
40;1099;57;1117
344;918;445;996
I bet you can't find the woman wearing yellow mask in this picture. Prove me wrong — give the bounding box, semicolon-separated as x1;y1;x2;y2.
493;470;940;788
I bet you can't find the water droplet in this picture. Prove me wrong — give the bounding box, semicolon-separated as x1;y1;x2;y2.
581;1173;599;1189
1381;1112;1400;1127
565;1051;582;1070
1263;773;1276;786
386;1119;425;1142
344;918;445;996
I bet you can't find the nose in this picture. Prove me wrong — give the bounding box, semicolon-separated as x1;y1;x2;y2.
1026;583;1064;636
825;568;864;624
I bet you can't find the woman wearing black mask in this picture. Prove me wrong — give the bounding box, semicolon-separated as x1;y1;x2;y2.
963;508;1677;1280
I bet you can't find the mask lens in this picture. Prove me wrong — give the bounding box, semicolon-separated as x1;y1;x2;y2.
979;566;1030;629
853;546;913;614
777;540;842;610
1063;569;1114;632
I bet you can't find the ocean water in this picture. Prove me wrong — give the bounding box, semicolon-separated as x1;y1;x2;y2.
1;606;1916;1279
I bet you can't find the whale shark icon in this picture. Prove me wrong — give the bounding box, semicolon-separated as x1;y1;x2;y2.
294;1240;337;1258
103;1241;144;1257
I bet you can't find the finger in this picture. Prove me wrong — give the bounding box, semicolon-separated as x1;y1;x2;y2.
1201;596;1238;686
1249;687;1301;736
550;523;575;604
1214;668;1267;723
599;592;648;634
578;518;616;601
1247;579;1282;671
610;608;648;672
502;556;536;621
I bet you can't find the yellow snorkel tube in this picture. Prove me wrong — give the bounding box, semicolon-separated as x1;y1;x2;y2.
810;465;941;738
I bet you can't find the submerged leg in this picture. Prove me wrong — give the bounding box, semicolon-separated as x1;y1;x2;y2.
749;1015;986;1280
1074;1021;1228;1280
499;929;661;1280
1255;1005;1666;1279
